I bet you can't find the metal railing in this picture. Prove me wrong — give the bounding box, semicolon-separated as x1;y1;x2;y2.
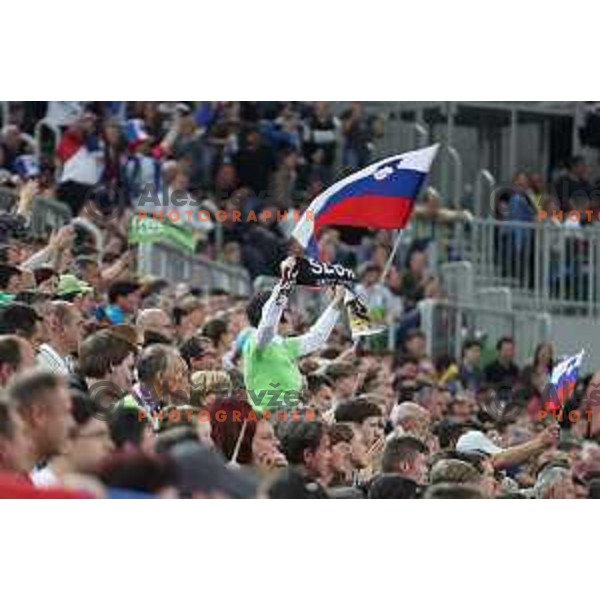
0;186;18;212
30;197;73;238
423;217;600;317
419;298;552;367
137;241;252;297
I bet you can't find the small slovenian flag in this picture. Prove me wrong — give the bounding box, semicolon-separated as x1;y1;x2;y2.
125;119;150;147
292;144;439;257
546;350;585;411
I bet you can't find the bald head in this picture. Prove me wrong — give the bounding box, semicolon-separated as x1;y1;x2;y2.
136;309;173;343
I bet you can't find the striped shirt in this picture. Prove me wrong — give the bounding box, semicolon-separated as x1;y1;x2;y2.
37;344;72;376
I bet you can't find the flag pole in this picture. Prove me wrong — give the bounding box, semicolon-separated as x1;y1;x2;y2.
380;229;405;283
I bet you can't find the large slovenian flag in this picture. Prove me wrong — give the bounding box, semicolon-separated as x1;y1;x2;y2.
292;144;439;256
546;350;585;411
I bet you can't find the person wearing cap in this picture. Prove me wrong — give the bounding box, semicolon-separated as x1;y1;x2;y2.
55;274;96;317
456;426;559;471
243;256;344;413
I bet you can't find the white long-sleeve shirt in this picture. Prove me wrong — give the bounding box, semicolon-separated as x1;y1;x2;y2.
256;281;341;356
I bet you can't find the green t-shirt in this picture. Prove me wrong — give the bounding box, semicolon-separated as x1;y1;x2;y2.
242;332;303;412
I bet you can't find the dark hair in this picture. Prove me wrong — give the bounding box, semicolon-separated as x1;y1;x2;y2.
462;339;481;358
209;399;257;465
496;336;514;351
0;264;21;289
0;303;41;339
329;422;354;446
108;408;151;450
78;330;133;378
0;335;23;372
381;435;427;474
368;474;419;499
202;318;229;348
246;291;271;328
70;390;99;427
155;427;198;454
108;280;139;304
404;329;426;345
279;420;327;466
179;335;213;369
425;483;484;499
7;369;64;413
334;400;382;425
306;373;333;395
98;449;175;494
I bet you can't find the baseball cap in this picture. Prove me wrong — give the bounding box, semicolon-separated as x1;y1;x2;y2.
456;430;502;457
56;274;93;298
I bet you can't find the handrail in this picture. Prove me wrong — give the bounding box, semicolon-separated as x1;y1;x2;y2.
412;122;428;148
440;145;463;209
474;169;496;217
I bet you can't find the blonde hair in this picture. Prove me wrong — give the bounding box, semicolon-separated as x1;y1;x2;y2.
190;370;232;405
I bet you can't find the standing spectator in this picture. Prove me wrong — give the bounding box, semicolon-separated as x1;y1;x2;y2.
483;337;520;392
56;111;102;215
400;248;429;312
459;339;483;392
233;128;275;197
303;101;339;186
340;102;375;170
269;147;299;209
554;155;593;212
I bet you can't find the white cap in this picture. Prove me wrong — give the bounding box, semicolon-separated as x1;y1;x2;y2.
456;431;502;457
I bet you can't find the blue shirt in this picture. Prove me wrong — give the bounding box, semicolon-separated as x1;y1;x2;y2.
104;304;125;325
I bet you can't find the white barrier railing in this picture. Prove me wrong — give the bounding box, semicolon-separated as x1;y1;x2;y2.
422;218;600;317
419;299;552;367
137;241;252;297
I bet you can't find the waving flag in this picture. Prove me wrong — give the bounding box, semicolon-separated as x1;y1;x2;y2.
546;350;585;411
292;144;439;256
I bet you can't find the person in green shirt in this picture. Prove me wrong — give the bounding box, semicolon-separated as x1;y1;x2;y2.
243;257;345;413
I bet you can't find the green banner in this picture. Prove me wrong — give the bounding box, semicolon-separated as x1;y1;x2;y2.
128;218;196;253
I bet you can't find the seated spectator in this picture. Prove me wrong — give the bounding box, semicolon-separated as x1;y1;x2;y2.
0;335;35;385
334;400;384;451
136;308;174;346
0;395;31;478
179;335;218;372
104;280;141;325
37;301;83;375
31;390;113;489
269;420;330;498
7;370;74;473
108;407;155;455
